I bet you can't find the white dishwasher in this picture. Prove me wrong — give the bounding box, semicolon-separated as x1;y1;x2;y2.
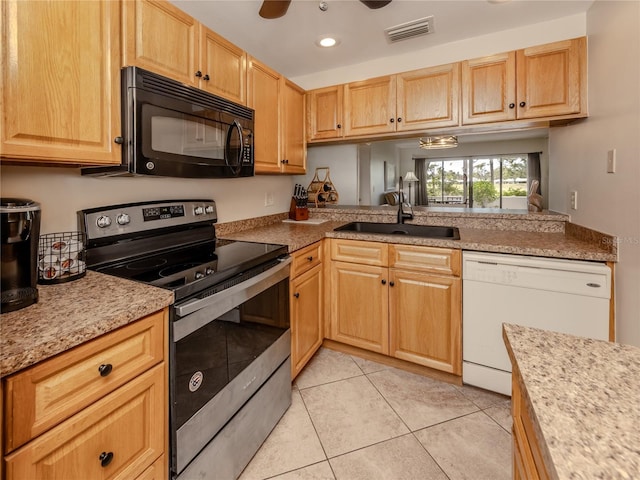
462;251;611;396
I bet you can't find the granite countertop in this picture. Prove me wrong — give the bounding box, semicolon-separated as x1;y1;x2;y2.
0;271;174;378
503;324;640;479
220;219;616;262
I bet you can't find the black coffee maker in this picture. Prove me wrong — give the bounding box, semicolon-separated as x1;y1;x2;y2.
1;198;41;313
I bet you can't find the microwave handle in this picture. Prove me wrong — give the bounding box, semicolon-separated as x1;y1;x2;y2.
225;121;243;176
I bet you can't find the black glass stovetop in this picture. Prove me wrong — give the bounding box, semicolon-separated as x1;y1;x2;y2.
95;239;287;300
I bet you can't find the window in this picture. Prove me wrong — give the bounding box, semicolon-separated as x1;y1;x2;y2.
419;154;532;209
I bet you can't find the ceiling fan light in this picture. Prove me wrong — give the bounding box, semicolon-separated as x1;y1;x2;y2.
419;135;458;149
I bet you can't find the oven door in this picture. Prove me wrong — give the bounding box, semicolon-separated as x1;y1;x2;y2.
170;258;291;476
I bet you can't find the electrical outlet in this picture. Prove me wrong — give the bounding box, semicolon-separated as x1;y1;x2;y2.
570;190;578;210
264;192;274;207
607;149;616;173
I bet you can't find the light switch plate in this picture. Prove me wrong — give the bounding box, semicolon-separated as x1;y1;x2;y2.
570;191;578;210
607;149;616;173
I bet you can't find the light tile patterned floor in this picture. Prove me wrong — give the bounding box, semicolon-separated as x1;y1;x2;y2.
239;347;512;480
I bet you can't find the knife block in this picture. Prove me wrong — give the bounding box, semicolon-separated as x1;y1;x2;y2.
289;197;309;221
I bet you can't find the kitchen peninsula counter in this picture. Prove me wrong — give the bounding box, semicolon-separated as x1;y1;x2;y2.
503;323;640;479
0;271;174;377
218;208;617;262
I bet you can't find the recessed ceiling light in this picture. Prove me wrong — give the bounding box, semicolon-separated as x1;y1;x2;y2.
316;36;339;48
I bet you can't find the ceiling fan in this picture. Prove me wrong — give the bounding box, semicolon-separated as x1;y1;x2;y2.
259;0;392;20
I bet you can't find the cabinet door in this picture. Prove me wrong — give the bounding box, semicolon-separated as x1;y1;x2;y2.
396;63;460;131
247;56;281;173
307;85;344;141
123;0;199;87
461;51;517;125
291;264;323;379
5;365;165;480
281;79;306;174
330;261;389;354
199;25;246;104
344;75;396;136
1;0;121;165
389;270;461;374
516;37;586;119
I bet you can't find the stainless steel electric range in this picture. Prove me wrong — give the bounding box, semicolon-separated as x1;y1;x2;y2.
79;199;292;480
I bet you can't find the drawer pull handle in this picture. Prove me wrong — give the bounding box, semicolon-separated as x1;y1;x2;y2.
99;451;114;467
98;363;113;377
307;256;313;261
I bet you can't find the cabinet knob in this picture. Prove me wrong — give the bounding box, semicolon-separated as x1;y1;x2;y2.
397;118;402;123
99;451;114;467
389;118;395;123
203;74;210;81
337;124;342;129
381;279;387;285
509;103;515;109
519;101;526;107
98;363;113;377
307;256;313;262
294;292;300;298
195;71;203;78
282;159;289;164
114;136;124;144
389;281;395;287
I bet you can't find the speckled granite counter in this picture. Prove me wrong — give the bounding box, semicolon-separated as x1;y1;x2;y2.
503;324;640;479
0;271;174;377
219;217;616;262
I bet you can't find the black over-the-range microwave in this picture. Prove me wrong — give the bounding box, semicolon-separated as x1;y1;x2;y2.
82;66;254;178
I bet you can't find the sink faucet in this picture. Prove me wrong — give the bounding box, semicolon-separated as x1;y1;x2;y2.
397;176;414;224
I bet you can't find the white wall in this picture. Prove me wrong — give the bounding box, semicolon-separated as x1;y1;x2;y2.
0;165;293;234
549;0;640;346
291;14;587;89
293;144;359;205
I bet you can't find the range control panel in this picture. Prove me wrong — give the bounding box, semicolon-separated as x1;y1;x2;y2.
80;200;217;241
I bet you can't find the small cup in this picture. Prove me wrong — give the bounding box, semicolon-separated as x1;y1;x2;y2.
39;255;59;271
60;257;76;273
70;260;86;275
49;240;69;255
41;265;60;280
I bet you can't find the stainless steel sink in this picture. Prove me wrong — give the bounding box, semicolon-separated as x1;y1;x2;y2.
334;222;460;240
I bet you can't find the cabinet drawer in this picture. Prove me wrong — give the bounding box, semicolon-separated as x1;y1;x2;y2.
291;242;323;278
3;310;166;453
390;244;460;276
136;454;165;480
5;364;165;480
331;239;388;266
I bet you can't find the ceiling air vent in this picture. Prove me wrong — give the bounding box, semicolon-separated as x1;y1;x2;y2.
385;16;434;43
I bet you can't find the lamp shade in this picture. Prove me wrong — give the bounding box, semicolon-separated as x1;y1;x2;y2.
404;171;419;182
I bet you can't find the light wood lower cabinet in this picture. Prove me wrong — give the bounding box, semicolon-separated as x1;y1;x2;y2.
2;309;168;479
512;365;550;480
290;242;324;379
329;239;462;375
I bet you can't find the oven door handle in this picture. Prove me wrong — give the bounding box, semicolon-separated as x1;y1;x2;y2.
173;257;291;340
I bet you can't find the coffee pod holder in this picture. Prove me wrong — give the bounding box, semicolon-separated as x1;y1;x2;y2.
307;167;339;207
38;231;86;284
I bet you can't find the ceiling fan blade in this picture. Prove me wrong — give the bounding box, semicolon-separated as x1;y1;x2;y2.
359;0;392;9
259;0;291;19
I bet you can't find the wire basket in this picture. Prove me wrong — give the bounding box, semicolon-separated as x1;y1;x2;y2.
38;232;87;284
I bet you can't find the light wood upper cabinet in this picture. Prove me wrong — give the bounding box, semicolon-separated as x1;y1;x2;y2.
199;26;246;104
344;75;397;137
1;0;122;165
516;37;586;119
307;85;344;141
123;0;246;104
396;64;460;131
247;56;281;173
340;64;459;138
248;57;306;174
462;37;587;124
462;51;517;124
122;0;199;86
281;79;306;174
